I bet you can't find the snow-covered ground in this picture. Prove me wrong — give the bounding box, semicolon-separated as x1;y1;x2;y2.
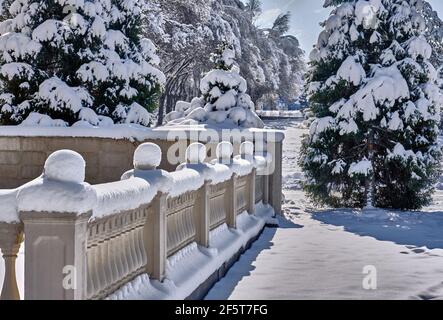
206;119;443;300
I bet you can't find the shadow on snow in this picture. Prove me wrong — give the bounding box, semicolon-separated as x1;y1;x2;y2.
311;208;443;250
204;218;302;300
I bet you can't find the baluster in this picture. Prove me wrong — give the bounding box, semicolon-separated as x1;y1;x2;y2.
127;217;137;274
247;168;256;215
86;244;97;299
95;224;107;296
114;218;124;283
108;220;118;289
0;223;23;300
101;222;113;292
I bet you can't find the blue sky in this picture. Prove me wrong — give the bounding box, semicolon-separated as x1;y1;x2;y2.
259;0;443;56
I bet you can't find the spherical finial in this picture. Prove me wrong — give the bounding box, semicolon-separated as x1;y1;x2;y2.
134;143;162;170
216;142;233;163
240;141;254;158
44;150;86;183
186;143;207;164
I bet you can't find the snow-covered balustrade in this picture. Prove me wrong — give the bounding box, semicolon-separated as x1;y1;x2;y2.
0;126;284;215
0;141;273;300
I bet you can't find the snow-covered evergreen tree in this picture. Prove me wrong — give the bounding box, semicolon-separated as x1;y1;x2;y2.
0;0;164;126
79;0;165;126
164;42;264;128
300;0;442;210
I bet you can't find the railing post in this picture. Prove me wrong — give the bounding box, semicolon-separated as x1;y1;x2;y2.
247;168;256;215
195;181;210;247
145;192;167;281
0;223;23;300
17;150;95;300
268;140;283;215
226;174;238;229
263;173;269;205
20;211;91;300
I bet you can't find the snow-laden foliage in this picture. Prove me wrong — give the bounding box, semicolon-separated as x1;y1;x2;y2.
144;0;305;124
300;0;442;210
0;0;164;126
164;43;264;128
421;1;443;130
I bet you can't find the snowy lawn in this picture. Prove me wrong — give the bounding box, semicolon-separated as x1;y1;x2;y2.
206;120;443;300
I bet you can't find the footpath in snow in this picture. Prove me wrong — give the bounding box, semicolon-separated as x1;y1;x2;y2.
206;119;443;300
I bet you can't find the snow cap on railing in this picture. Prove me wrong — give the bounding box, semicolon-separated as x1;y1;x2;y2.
240;141;254;161
134;143;162;170
186;143;207;164
17;150;97;215
216;141;234;164
44;150;86;183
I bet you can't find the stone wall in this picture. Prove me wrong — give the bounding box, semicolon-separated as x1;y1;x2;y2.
0;137;177;188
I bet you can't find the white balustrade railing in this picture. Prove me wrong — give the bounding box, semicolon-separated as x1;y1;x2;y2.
0;140;273;300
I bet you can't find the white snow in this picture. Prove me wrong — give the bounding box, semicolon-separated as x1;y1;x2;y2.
348;158;372;176
92;178;157;220
39;77;92;113
1;62;34;80
168;168;204;198
133;143;162;170
215;141;234;163
20;112;67;127
0;189;19;223
407;36;432;60
177;163;232;185
0;125;285;143
164;47;263;129
336;56;366;86
121;169;173;194
16;177;97;215
228;157;253;177
239;141;254;159
44;149;86;183
206;119;443;300
185;142;207;164
125;102;152;127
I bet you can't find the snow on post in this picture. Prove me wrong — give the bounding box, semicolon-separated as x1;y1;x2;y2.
216;142;234;164
17;150;97;214
133;143;162;170
239;141;254;162
185;143;207;164
44;150;86;184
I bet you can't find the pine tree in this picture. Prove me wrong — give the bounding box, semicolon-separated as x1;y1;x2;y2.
164;42;264;128
80;0;165;126
0;0;164;126
300;0;442;210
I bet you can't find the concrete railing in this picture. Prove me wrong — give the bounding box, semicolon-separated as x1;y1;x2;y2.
0;140;272;300
0;126;284;215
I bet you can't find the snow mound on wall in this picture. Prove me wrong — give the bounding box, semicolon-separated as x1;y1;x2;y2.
133;143;162;170
44;150;86;183
177;162;232;185
0;189;20;223
16;178;97;215
92;178;157;220
185;143;207;164
168;168;205;198
121;169;173;194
